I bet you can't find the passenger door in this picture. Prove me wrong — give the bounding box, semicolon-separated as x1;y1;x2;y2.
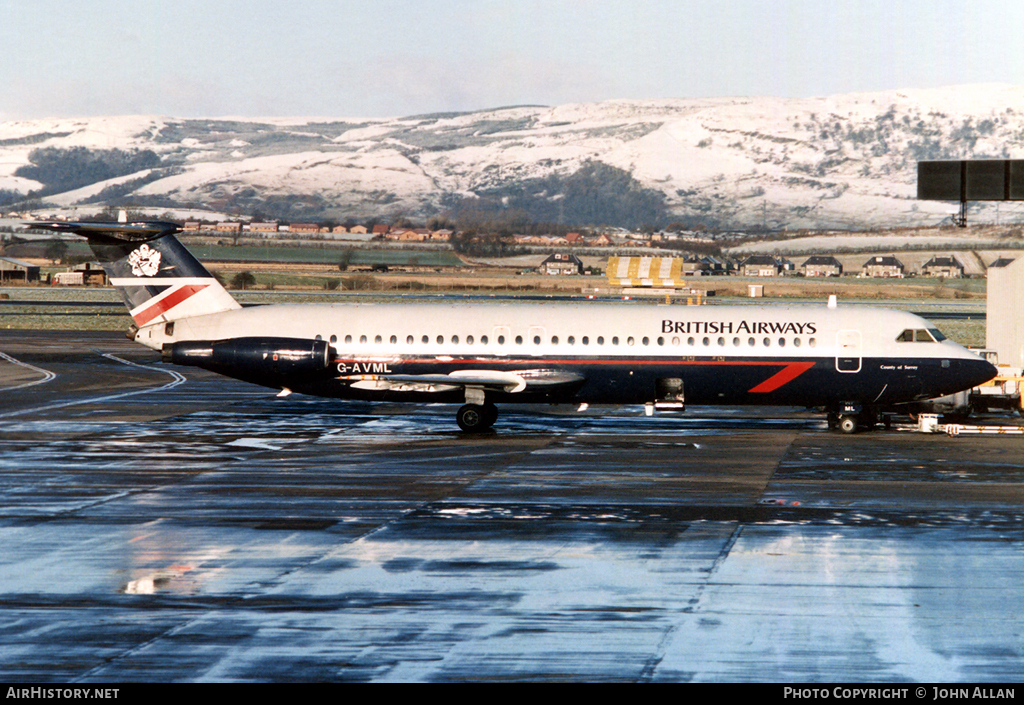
836;330;862;373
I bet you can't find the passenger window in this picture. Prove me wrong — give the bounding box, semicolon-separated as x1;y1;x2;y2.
627;337;635;346
567;336;575;345
390;335;397;344
657;337;664;346
533;336;541;345
778;337;785;347
375;335;382;344
763;337;771;346
422;335;429;344
687;337;695;346
809;338;817;347
672;337;680;346
597;336;604;345
717;337;725;346
437;335;444;344
452;335;459;344
345;335;352;344
467;335;474;345
793;338;801;347
359;335;367;344
748;337;755;346
406;335;414;344
612;337;619;346
643;337;650;346
702;337;710;346
330;335;337;344
481;336;488;344
515;336;523;345
315;334;322;341
582;336;589;345
552;336;559;345
733;337;740;346
498;336;505;345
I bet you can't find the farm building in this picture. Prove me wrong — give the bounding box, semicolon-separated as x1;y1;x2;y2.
0;256;40;282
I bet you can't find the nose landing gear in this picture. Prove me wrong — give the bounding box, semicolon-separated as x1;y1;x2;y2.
827;406;878;434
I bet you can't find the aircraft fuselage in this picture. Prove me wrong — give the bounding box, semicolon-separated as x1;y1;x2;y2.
149;300;994;410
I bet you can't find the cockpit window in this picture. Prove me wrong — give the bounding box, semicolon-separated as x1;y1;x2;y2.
897;328;942;343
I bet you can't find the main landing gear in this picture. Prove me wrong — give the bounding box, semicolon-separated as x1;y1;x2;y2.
456;403;499;432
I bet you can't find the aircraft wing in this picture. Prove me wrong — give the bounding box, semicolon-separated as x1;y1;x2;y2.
342;368;585;394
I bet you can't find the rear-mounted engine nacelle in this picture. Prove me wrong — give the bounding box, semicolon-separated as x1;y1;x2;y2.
163;337;334;377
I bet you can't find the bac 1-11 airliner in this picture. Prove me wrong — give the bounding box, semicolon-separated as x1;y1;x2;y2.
36;220;996;433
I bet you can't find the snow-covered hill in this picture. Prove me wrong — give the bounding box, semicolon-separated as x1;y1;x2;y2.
2;84;1023;229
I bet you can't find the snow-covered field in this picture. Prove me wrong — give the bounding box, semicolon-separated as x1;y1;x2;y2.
730;233;1020;256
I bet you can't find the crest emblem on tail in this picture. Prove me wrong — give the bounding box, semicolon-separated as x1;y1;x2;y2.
128;244;162;276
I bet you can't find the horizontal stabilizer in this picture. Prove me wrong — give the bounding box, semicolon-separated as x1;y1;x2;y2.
30;220;181;243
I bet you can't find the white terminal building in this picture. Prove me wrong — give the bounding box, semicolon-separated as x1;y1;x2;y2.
987;257;1024;368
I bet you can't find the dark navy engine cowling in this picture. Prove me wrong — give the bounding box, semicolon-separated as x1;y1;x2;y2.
163;337;334;378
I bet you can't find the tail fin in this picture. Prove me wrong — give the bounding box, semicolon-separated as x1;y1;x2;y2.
34;220;241;328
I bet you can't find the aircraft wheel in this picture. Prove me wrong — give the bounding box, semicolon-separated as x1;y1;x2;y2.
838;415;858;434
827;412;839;429
483;402;498;428
457;404;491;433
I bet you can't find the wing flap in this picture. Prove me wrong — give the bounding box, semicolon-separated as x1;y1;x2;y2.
340;368;585;394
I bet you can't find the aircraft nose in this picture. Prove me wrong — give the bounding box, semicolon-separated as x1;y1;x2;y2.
967;358;999;389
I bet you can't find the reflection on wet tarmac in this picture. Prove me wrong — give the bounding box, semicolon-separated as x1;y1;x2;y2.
2;331;1024;681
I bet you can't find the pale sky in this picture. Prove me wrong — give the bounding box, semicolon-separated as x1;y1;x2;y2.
2;0;1022;120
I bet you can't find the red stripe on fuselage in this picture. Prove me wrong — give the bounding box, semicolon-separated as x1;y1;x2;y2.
745;361;816;393
132;284;209;326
